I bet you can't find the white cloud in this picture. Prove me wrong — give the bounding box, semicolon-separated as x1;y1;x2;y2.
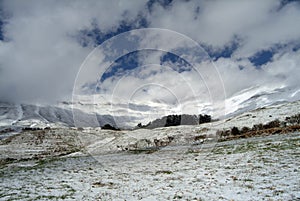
148;0;300;57
0;0;147;103
0;0;299;120
262;49;300;87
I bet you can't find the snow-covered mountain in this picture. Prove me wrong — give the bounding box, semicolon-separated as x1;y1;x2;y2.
0;101;126;129
224;85;300;118
1;85;300;130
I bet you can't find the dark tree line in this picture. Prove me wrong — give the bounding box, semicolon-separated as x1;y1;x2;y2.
165;115;182;127
199;114;211;124
101;124;120;131
137;114;212;129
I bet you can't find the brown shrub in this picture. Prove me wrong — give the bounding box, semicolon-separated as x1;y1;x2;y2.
231;127;240;136
241;126;250;134
263;119;280;129
252;123;264;131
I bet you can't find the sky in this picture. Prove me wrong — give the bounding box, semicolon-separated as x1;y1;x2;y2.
0;0;300;117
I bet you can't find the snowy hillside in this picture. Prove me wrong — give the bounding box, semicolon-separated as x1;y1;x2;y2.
1;99;299;159
0;101;133;129
224;85;300;118
1;87;300;130
0;99;299;200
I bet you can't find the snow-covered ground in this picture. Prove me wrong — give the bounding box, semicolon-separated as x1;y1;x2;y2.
0;133;299;200
1;99;300;161
0;100;299;200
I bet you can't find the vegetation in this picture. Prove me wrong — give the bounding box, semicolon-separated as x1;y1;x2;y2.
285;113;300;125
263;119;280;129
217;113;300;141
155;170;173;174
199;114;211;124
101;124;120;131
136;114;212;129
231;126;240;136
165;114;182;127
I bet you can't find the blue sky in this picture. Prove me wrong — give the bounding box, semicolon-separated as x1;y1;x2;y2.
0;0;299;105
69;0;300;75
0;21;3;41
0;8;4;41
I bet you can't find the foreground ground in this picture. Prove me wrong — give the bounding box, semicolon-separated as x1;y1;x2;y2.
0;132;299;201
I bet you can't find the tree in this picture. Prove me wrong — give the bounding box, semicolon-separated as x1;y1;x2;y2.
165;115;181;127
263;119;280;129
231;127;240;136
101;124;120;131
199;114;211;124
241;126;250;134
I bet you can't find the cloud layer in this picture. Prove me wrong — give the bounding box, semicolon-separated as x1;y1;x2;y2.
0;0;299;118
0;0;147;103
